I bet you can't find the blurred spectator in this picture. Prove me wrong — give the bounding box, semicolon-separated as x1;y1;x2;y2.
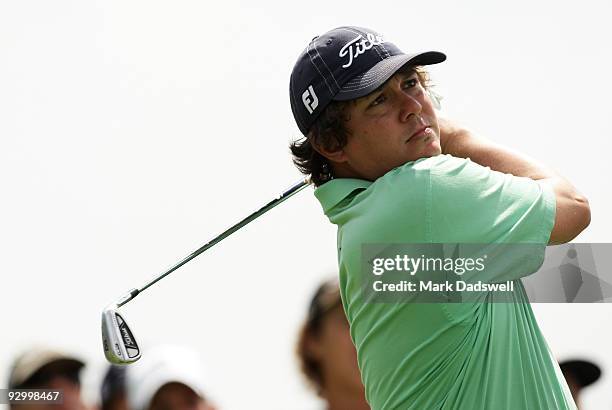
559;359;602;410
7;347;90;410
100;365;128;410
296;279;369;410
125;345;217;410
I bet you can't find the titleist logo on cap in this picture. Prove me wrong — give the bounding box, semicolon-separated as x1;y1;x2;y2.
339;32;385;68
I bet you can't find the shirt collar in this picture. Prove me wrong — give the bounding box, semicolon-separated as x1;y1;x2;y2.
314;178;371;215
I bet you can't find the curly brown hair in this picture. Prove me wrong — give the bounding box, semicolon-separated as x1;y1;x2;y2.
289;66;433;186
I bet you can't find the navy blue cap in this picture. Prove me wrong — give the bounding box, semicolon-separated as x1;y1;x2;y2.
289;26;446;136
559;359;602;388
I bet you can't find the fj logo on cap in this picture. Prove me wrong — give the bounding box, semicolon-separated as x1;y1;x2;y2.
339;32;385;68
302;85;318;114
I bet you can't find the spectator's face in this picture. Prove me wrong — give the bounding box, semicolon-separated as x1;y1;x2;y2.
313;305;364;394
562;372;582;408
149;383;216;410
48;376;88;410
336;69;441;181
103;395;128;410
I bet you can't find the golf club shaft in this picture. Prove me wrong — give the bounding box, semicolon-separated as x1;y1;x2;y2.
115;177;311;308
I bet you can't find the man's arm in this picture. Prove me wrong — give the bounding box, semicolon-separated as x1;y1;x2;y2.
439;118;591;245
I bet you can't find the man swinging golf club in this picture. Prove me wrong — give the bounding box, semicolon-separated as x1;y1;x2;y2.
289;26;590;409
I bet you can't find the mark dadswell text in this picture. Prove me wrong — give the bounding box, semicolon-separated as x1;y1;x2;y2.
373;280;515;293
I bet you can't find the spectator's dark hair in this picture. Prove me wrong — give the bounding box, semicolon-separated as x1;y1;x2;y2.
289;66;432;186
17;364;81;389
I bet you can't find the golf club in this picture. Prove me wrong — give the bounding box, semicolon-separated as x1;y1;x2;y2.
102;177;311;364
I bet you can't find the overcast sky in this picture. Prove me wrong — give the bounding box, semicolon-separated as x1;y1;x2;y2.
1;0;611;409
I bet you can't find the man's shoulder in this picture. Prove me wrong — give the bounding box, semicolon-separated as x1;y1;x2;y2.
380;154;478;184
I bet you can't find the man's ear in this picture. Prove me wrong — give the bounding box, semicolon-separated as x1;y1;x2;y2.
311;139;348;164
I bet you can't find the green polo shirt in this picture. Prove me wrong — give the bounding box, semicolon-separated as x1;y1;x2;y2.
315;154;575;410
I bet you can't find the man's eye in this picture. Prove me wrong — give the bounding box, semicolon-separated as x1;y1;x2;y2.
402;78;418;89
369;94;386;108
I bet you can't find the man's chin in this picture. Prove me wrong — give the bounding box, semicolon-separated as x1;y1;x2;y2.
422;138;442;158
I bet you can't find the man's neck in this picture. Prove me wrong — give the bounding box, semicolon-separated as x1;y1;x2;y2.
331;162;371;181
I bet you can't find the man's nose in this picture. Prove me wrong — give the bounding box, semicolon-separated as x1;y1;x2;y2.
397;90;422;122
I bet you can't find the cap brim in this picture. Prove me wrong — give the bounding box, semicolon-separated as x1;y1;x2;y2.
138;373;206;410
559;360;602;388
334;51;446;101
126;345;209;410
10;353;84;388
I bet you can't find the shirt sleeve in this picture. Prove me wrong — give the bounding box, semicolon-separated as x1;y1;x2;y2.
429;155;556;281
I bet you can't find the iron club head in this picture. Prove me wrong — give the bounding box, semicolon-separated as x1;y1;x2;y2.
101;304;141;364
100;179;310;364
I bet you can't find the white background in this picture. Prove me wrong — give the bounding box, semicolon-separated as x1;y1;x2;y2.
1;0;611;409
